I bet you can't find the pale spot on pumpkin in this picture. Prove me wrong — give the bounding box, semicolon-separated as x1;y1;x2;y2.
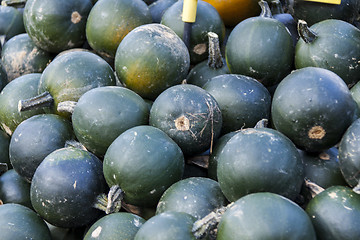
73;181;77;189
1;123;12;136
328;192;338;199
175;115;190;131
91;226;102;238
193;43;206;55
71;11;82;24
319;152;330;160
308;126;326;140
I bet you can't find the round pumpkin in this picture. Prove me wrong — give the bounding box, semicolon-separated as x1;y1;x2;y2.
86;0;152;58
114;23;190;100
30;147;107;228
271;67;357;152
23;0;93;53
1;33;54;81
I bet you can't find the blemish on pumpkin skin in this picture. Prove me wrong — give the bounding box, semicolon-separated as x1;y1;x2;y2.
319;152;330;160
308;126;326;140
193;43;206;55
71;11;82;24
91;226;102;238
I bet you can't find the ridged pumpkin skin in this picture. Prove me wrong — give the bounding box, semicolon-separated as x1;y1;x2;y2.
103;125;184;207
0;203;52;240
217;127;304;202
30;147;107;228
0;73;46;135
9;114;73;182
115;23;190;100
23;0;93;53
203;0;261;27
295;19;360;87
225;15;294;87
72;86;149;157
161;0;225;64
0;5;25;41
149;84;222;156
156;177;227;220
217;193;316;240
338;118;360;187
306;186;360;240
86;0;152;58
271;67;357;152
84;212;146;240
1;33;54;82
134;212;197;240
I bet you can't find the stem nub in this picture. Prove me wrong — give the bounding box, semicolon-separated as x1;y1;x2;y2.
94;185;124;214
297;20;317;44
18;91;54;112
259;0;273;18
207;32;223;69
57;101;77;114
304;178;325;198
254;119;269;129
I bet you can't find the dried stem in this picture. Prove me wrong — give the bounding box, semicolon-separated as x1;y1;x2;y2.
18;91;54;112
304;178;325;198
254;119;269;129
207;32;223;69
93;185;124;214
259;0;273;18
297;20;317;44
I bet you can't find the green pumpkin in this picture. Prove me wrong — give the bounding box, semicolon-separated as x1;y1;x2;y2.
23;0;93;53
0;5;25;42
295;19;360;87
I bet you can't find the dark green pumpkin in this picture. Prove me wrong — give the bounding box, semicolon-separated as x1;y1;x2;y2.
9;114;73;182
72;86;149;157
0;169;31;208
161;0;225;64
203;74;271;134
134;212;197;240
23;0;93;53
149;0;177;23
217;192;316;240
149;84;222;156
338;118;360;187
114;23;190;100
86;0;152;58
0;129;10;168
217;127;304;202
0;73;46;135
295;19;360;87
84;212;146;240
0;203;52;239
291;0;360;26
156;177;227;220
1;33;54;82
30;147;107;228
103;125;184;207
225;0;294;87
306;186;360;240
271;67;357;152
0;5;25;42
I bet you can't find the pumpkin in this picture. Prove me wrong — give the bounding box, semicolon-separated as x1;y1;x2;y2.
295;19;360;87
271;67;357;152
0;5;25;42
23;0;93;53
149;0;177;23
86;0;152;58
1;33;54;82
114;23;190;100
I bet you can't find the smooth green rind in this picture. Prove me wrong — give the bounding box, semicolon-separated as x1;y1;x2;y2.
23;0;93;53
149;84;222;156
9;114;73;182
0;169;31;208
306;186;360;240
103;125;184;207
0;203;52;240
225;16;294;87
295;19;360;87
134;212;197;240
217;128;304;202
271;67;356;152
203;74;271;134
115;23;190;100
0;73;47;135
72;86;149;157
217;193;316;240
1;33;54;81
156;177;227;220
30;147;107;228
84;212;146;240
86;0;152;58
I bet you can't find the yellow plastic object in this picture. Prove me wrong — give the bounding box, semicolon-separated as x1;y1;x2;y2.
182;0;198;23
304;0;341;4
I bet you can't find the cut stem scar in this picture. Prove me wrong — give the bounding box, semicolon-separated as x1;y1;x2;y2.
71;11;82;24
308;126;326;139
175;115;190;131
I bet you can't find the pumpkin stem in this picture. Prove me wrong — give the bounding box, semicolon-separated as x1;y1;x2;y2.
192;202;234;239
304;178;324;198
259;0;273;18
57;101;77;114
297;20;317;44
64;140;87;151
207;32;223;69
254;119;269;129
18;91;54;112
353;181;360;194
1;0;26;7
94;185;124;214
0;163;8;176
271;0;284;14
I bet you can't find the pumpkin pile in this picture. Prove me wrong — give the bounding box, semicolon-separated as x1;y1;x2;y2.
0;0;360;239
